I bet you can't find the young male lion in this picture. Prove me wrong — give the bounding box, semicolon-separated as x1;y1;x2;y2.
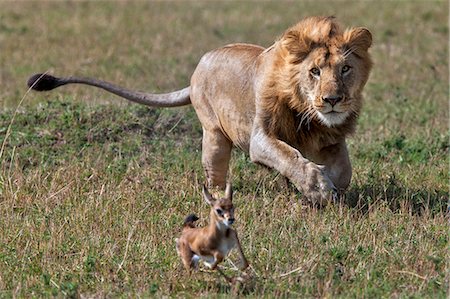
28;16;372;205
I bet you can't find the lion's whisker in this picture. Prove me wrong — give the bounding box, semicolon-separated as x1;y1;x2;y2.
297;106;315;131
305;107;316;130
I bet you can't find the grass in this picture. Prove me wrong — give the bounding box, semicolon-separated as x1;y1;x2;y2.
0;1;448;298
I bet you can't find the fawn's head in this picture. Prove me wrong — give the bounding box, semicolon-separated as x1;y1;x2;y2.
203;183;235;228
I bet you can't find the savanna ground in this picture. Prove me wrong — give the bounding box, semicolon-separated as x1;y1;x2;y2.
0;1;448;298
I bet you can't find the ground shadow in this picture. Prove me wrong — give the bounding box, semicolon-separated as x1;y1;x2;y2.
343;180;448;216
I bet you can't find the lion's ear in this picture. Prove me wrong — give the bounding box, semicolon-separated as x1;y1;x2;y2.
343;27;372;55
280;30;311;61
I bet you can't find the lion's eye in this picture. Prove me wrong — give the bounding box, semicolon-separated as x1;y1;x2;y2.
310;67;320;77
341;65;352;74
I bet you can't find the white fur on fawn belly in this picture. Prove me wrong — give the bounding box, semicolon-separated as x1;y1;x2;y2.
199;255;216;268
191;254;200;268
194;240;236;269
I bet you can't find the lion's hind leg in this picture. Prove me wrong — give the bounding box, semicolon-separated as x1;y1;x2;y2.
201;129;232;189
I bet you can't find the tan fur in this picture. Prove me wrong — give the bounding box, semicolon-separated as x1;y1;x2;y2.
29;16;373;205
175;184;248;277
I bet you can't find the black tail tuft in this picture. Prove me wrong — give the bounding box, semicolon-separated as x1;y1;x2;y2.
27;73;64;91
183;214;199;228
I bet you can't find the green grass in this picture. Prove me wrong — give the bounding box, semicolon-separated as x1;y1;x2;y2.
0;1;448;298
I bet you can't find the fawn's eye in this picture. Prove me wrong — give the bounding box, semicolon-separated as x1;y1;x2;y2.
216;209;223;216
310;67;320;77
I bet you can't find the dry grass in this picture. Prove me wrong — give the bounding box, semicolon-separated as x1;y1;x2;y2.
0;1;448;297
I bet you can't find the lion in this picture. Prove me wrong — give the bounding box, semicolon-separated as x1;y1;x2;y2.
27;16;372;205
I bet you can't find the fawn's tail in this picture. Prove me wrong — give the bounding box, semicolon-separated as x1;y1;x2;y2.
183;214;199;228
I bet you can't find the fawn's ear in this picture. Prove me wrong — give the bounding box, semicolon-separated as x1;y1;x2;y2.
225;183;233;201
202;185;215;205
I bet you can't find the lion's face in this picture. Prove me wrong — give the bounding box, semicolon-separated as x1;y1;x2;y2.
278;17;373;128
298;46;368;127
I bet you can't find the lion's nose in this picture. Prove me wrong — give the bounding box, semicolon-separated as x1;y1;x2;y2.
322;95;343;106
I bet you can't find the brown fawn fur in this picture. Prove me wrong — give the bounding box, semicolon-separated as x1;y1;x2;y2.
175;184;248;277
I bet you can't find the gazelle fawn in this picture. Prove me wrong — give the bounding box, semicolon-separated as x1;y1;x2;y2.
176;184;249;280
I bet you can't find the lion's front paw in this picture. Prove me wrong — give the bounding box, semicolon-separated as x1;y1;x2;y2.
301;163;338;206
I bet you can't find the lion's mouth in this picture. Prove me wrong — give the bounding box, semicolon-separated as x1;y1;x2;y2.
323;109;343;116
317;110;350;127
316;103;343;114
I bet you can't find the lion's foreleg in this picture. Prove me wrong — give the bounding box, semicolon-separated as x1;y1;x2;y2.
249;129;336;205
201;129;233;189
319;142;352;194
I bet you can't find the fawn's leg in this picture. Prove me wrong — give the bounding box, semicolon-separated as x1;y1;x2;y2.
178;242;195;274
234;232;249;270
209;252;224;270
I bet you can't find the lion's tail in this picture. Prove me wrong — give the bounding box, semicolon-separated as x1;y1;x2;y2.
27;73;191;107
